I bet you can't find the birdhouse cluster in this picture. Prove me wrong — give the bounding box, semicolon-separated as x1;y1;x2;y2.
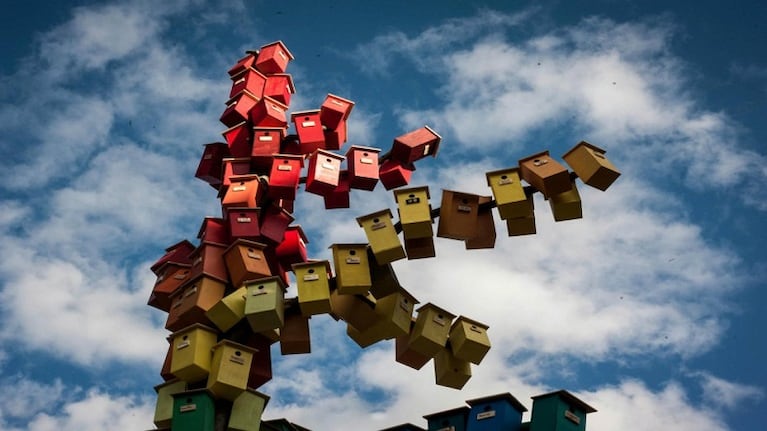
146;40;618;430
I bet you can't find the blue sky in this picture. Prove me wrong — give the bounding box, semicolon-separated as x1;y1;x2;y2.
0;0;765;430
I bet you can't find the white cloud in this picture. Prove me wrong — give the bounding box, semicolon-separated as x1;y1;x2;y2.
0;377;68;420
696;371;764;411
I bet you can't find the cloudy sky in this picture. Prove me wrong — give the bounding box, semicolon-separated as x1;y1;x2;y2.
0;0;765;430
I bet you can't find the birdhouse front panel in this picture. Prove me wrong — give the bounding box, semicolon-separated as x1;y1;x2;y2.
434;346;472;390
518;151;571;197
244;276;287;333
263;73;295;106
436;190;481;241
195;142;230;187
171;390;216;431
370;288;418;340
206;340;257;401
267;154;304;201
223;239;272;288
331;243;372;295
293;260;333;316
255;40;294;74
220;90;261;128
229;67;267;99
562;141;620;191
169;324;218;382
225;207;261;242
346;145;380;190
394;186;433;239
391;125;441;163
485;167;532;220
320;93;355;130
305;149;344;196
356;209;406;264
221;176;265;210
449;316;491;365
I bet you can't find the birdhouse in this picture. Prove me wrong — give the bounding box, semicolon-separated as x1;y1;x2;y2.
465;196;496;250
434;345;472;389
449;316;490;365
197;217;229;245
323;172;351;209
195;142;230;187
226;207;262;242
356;209;406;264
171;390;216;431
346;321;389;348
292;260;333;316
506;215;536;237
404;236;436;260
437;190;481;240
395;320;432;370
465;393;527;431
187;241;228;283
409;303;456;358
244;276;287;333
220;89;261;128
391;125;441;163
249;96;289;128
345;145;380;190
205;286;247;332
148;262;192;312
275;225;309;267
485;167;532;220
228;51;257;77
562;141;620;191
259;203;295;244
518;151;571;197
169;324;218;382
229;67;267;99
255;40;294;74
165;275;226;331
329;289;378;331
228;389;270;431
529;390;597;431
379;158;415;190
292;110;326;154
330;243;372;295
280;302;311;354
423;406;471;431
305;149;345;196
267;154;304;201
223;239;272;288
221;157;252;189
153;379;187;429
263;73;295;106
323;118;347;150
394;186;433;239
221;175;265;210
368;288;419;340
234;331;273;389
151;239;195;275
206;340;257;401
548;179;582;222
320;93;355;130
367;247;402;299
251;127;285;173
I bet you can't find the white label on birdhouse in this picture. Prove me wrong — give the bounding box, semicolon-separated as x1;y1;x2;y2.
345;257;361;264
278;50;287;60
278;164;292;171
565;411;581;424
229;355;245;365
433;316;446;326
247;251;262;259
423;144;430;155
360;157;373;164
234;77;246;85
173;273;187;280
331;99;344;106
477;411;496;420
321;162;336;170
594;152;606;159
302;121;316;128
176;341;190;349
303;273;320;281
258;135;273;142
179;404;197;413
233;185;247;192
533;159;549;166
193;257;202;266
172;300;183;309
405;197;420;205
499;177;513;185
458;205;472;213
371;221;387;231
270;104;280;111
237;217;251;223
184;286;197;297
